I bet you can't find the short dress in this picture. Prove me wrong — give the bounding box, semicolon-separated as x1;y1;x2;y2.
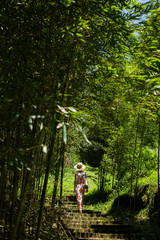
74;171;88;212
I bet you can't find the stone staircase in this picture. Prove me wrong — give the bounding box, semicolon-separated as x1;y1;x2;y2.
59;194;159;240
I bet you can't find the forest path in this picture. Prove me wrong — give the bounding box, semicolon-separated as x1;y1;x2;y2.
59;194;153;240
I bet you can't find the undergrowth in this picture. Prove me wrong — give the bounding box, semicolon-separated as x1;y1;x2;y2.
46;164;158;223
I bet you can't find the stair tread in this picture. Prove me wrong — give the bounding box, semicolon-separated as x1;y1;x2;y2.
59;195;158;240
77;239;125;240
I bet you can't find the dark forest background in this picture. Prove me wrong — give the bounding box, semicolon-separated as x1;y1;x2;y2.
0;0;160;239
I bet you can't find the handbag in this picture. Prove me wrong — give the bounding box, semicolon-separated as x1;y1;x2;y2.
84;179;88;192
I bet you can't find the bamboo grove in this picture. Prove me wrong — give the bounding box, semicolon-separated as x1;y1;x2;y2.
0;0;160;239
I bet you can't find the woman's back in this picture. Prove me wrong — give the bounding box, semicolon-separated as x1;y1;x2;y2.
74;162;88;214
75;171;86;185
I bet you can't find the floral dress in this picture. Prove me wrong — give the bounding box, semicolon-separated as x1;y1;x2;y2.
74;171;88;212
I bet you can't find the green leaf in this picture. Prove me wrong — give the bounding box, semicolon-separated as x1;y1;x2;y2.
130;64;138;75
79;126;91;145
57;105;68;116
57;122;64;129
63;124;67;144
155;85;160;89
68;107;77;112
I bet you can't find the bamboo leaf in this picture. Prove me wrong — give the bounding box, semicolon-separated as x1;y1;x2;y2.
57;105;68;114
79;126;91;145
63;124;67;144
57;122;64;129
130;64;138;75
68;107;77;112
40;122;43;130
42;145;47;153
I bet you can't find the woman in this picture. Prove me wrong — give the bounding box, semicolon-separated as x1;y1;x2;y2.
74;162;88;214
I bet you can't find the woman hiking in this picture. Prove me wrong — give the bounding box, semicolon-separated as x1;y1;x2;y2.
74;162;88;214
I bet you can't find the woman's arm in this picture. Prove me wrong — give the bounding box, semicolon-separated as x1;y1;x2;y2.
85;173;88;192
74;173;77;193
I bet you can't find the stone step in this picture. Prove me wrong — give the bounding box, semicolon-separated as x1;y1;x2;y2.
61;195;76;201
63;210;107;218
62;202;76;206
73;231;127;239
64;219;109;226
73;231;153;240
90;224;136;234
62;205;78;210
63;215;115;223
76;237;123;240
63;212;106;219
77;238;124;240
63;216;107;224
66;224;134;233
76;233;160;240
76;238;123;240
62;213;122;225
60;195;159;240
63;205;103;216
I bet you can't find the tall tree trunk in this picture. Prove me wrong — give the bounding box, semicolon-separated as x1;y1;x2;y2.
10;109;39;240
60;142;65;203
10;110;22;237
10;169;32;240
52;132;61;207
130;113;139;210
52;157;61;207
100;166;105;199
10;169;19;238
0;105;13;220
157;121;160;208
111;157;116;189
117;157;120;207
0;162;6;220
35;126;57;240
134;114;146;212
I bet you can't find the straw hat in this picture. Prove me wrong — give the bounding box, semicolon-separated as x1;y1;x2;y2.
74;162;85;171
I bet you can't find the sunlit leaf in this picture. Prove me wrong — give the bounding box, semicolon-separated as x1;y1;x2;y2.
40;122;43;130
63;124;67;144
26;167;31;171
57;122;64;129
68;107;77;112
42;145;47;153
57;105;68;114
79;126;91;145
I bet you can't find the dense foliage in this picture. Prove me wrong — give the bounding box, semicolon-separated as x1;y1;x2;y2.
0;0;159;239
